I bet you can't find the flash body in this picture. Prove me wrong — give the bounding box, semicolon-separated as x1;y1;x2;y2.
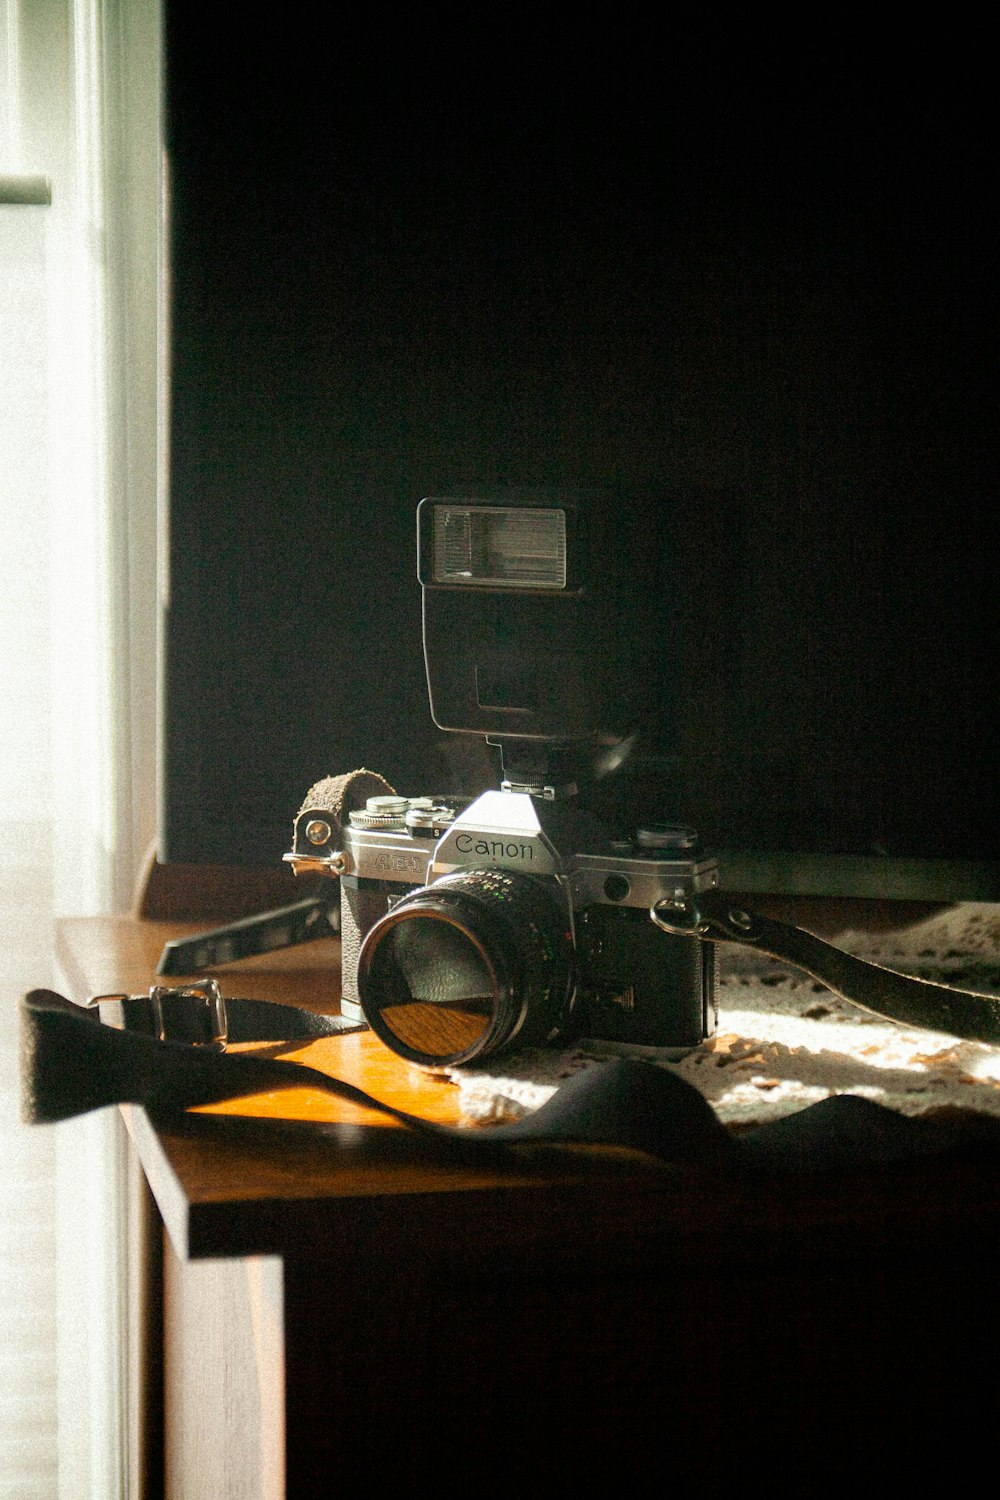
417;489;672;751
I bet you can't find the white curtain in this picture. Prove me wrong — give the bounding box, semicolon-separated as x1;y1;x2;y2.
1;1;160;1493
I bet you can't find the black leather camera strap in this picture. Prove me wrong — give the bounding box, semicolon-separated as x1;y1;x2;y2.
20;933;1000;1174
652;889;1000;1045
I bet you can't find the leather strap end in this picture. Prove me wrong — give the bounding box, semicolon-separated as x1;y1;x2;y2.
20;988;356;1124
21;989;141;1123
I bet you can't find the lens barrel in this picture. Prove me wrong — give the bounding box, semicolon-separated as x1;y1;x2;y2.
356;869;575;1066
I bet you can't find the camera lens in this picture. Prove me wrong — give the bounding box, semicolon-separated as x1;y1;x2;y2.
356;870;575;1066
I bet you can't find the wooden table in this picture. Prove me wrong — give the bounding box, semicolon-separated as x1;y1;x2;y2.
56;909;1000;1495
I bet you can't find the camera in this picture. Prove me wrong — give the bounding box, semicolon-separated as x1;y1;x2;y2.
287;786;719;1066
285;489;719;1066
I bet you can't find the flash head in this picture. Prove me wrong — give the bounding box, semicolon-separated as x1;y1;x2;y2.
426;503;568;591
418;489;670;776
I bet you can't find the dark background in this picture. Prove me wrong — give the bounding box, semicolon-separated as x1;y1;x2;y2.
160;10;997;896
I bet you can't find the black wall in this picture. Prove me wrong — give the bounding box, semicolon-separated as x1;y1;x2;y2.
161;11;997;892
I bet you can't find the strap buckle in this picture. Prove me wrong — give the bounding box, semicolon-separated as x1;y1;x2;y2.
92;978;229;1050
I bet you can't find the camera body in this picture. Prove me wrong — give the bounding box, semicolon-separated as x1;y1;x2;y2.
288;785;719;1065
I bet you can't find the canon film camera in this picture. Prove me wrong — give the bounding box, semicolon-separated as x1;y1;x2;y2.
285;490;719;1067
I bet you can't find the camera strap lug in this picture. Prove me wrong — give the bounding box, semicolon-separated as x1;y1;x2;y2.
651;888;1000;1045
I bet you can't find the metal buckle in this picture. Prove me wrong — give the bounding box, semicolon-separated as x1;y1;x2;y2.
91;978;228;1049
149;979;228;1048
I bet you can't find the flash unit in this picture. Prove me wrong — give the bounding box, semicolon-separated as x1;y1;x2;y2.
417;489;669;761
